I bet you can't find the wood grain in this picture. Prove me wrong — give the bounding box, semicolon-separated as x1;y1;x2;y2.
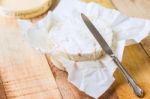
111;0;150;57
0;0;150;99
141;36;150;57
114;44;150;99
46;58;92;99
83;0;114;8
0;76;6;99
111;0;150;19
0;16;61;99
46;55;119;99
98;0;150;98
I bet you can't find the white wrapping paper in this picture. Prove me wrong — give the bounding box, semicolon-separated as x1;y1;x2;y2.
18;0;150;98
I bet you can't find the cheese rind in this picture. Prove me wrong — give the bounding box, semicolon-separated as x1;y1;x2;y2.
48;13;113;61
20;11;113;61
0;0;52;19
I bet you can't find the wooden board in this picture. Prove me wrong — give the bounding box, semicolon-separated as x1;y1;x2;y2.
82;0;114;8
0;16;61;99
111;0;150;19
46;57;92;99
114;44;150;99
0;77;6;99
111;0;150;56
0;0;150;99
46;55;119;99
141;35;150;56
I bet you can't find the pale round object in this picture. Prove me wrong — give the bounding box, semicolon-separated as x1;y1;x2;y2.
46;54;65;71
50;56;66;71
0;0;52;19
48;14;113;61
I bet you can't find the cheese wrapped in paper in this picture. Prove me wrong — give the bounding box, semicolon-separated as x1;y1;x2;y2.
48;13;113;61
18;0;150;98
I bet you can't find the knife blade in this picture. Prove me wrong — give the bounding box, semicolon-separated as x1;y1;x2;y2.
81;13;144;97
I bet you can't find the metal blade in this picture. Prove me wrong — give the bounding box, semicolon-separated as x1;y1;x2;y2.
81;13;113;55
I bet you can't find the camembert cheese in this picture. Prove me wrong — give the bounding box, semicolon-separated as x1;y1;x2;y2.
0;0;52;19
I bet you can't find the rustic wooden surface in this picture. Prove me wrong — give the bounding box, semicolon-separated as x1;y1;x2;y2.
0;0;150;99
46;55;119;99
111;0;150;57
111;0;150;19
141;36;150;56
114;45;150;99
0;76;6;99
0;17;61;99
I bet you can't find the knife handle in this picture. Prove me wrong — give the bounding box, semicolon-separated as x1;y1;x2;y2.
111;55;144;97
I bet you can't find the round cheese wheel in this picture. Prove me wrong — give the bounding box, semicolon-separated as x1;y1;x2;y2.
0;0;52;19
49;56;66;71
48;13;113;61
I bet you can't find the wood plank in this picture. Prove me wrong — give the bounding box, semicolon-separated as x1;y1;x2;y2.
46;55;119;99
114;44;150;99
111;0;150;19
0;76;7;99
141;36;150;57
46;43;150;99
0;16;62;99
111;0;150;56
83;0;114;8
46;55;92;99
97;0;150;98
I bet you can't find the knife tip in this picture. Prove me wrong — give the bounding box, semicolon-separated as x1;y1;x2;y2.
81;13;87;21
81;13;85;18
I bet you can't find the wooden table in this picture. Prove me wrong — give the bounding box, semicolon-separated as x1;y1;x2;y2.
0;0;150;99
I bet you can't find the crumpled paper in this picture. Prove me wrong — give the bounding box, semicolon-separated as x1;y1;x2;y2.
18;0;150;98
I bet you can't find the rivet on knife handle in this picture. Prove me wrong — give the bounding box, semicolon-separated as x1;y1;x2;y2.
81;13;144;97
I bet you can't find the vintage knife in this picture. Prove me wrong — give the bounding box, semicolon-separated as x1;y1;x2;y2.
81;13;144;97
